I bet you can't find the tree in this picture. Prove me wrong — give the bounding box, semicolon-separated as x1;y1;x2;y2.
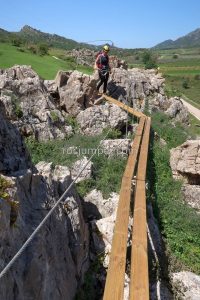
38;43;49;56
142;50;158;69
12;38;22;47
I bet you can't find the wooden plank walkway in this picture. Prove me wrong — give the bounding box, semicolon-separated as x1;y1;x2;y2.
102;95;151;300
103;117;145;300
130;117;151;300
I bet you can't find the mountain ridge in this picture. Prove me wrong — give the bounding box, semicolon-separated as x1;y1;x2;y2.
154;28;200;49
0;25;96;50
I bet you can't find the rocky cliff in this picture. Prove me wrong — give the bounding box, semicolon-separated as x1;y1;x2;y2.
0;101;89;299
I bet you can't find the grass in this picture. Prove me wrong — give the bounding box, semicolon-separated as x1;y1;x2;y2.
0;43;93;79
148;112;200;274
164;75;200;108
25;133;127;198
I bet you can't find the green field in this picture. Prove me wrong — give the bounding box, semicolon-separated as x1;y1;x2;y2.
0;43;93;79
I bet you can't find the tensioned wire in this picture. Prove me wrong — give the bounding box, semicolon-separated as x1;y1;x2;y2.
0;125;113;279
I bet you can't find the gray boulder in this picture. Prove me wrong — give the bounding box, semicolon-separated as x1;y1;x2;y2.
100;139;131;157
170;140;200;183
170;140;200;210
58;70;98;116
84;189;119;219
76;103;127;135
71;156;93;183
172;271;200;300
0;65;72;141
166;97;189;124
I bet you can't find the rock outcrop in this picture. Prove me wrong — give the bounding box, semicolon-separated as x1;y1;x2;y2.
71;156;93;183
172;271;200;300
0;65;72;141
109;68;189;123
170;140;200;211
0;111;89;299
170;140;200;183
0;65;189;143
0;101;32;175
100;139;131;157
76;103;128;135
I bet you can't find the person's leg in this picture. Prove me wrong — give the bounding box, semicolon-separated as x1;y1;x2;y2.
97;71;104;92
103;72;109;93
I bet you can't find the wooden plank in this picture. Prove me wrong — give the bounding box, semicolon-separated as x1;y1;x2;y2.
129;118;151;300
103;94;145;118
137;117;151;181
103;118;145;300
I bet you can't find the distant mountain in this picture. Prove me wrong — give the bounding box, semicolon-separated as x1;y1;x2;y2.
0;28;13;42
0;25;96;50
154;28;200;49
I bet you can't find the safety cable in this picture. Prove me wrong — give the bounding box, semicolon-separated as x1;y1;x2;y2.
0;127;113;279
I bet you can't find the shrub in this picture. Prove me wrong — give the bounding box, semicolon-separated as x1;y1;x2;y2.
65;115;79;131
142;50;158;69
38;43;49;56
12;38;22;47
182;78;190;89
17;48;25;53
173;54;179;59
103;127;122;139
50;111;60;123
28;45;37;54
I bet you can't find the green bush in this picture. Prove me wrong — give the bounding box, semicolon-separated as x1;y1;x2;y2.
65;115;79;131
182;78;190;89
27;44;37;54
50;111;60;123
142;50;158;69
11;38;22;47
38;43;49;56
103;127;122;139
173;54;179;59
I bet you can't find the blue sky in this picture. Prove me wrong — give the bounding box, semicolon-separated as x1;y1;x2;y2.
1;0;200;48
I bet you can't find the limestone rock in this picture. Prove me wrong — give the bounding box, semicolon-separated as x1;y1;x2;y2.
108;68;189;123
0;65;72;141
181;184;200;211
166;97;189;124
0;106;89;299
0;162;89;300
172;271;200;300
58;70;98;116
100;139;131;157
170;140;200;183
76;103;127;135
170;140;200;211
0;101;32;175
84;189;119;219
71;156;93;183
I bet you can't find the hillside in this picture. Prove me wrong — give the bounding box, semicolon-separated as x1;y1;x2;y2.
154;28;200;49
0;25;96;50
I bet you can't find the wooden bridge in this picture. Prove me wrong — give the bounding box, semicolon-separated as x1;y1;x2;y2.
103;95;151;300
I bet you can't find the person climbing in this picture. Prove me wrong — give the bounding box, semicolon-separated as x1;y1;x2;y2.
95;45;111;95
